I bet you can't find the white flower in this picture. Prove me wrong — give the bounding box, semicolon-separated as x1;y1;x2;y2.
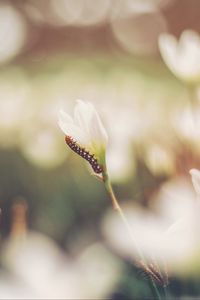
158;30;200;83
102;178;200;274
2;232;121;299
58;100;108;172
190;168;200;196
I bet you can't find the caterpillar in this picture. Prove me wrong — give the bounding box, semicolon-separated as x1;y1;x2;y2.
65;136;103;174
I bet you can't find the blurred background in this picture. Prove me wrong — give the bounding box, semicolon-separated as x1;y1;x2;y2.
1;0;200;298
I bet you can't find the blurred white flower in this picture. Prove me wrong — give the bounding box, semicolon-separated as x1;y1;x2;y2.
102;178;200;275
0;4;27;64
0;73;32;148
103;103;139;181
144;143;175;176
0;274;37;299
159;30;200;83
2;232;121;299
106;143;135;183
21;126;67;169
58;100;108;173
172;104;200;148
190;168;200;196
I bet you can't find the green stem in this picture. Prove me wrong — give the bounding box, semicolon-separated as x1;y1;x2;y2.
102;168;161;300
103;172;144;262
150;279;161;300
163;285;170;299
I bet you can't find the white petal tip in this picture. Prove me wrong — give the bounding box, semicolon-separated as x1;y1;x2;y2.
189;168;200;176
189;168;200;196
76;99;93;108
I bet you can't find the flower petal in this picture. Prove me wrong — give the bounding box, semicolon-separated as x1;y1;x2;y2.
190;168;200;196
158;33;178;74
74;100;93;134
59;109;73;124
179;30;200;55
74;100;108;150
89;109;108;146
178;30;200;77
58;100;108;162
159;30;200;82
58;109;88;145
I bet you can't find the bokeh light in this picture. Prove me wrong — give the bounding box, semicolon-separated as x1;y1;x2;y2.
111;10;168;55
0;4;26;64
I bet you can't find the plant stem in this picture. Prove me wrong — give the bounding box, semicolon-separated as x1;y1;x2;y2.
150;279;162;300
163;285;170;299
103;172;144;261
102;169;161;300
